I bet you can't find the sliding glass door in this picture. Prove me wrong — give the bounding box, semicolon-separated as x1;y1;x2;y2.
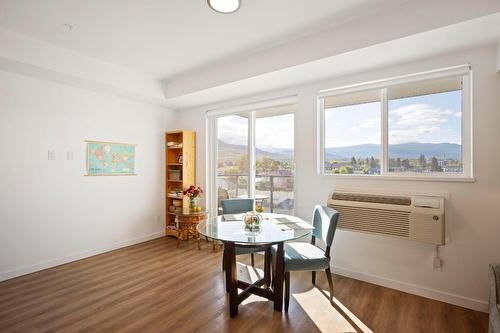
212;103;295;215
216;114;249;214
255;110;294;214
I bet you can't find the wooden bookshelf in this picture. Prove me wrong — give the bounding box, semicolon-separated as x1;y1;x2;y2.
165;130;196;237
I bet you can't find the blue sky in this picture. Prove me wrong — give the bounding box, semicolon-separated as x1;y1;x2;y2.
325;90;462;148
217;90;462;150
218;113;295;149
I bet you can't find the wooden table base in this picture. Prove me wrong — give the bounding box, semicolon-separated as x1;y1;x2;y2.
223;241;284;318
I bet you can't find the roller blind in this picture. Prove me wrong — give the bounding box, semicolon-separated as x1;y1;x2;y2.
324;89;381;109
387;76;462;100
254;104;296;118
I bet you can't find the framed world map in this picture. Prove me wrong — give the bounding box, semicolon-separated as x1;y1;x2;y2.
85;141;136;176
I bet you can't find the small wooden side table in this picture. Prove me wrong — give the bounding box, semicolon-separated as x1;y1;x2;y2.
174;210;208;250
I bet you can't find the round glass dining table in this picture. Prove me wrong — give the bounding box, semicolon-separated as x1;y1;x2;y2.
197;213;312;318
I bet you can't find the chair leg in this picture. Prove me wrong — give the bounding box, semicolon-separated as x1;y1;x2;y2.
264;248;271;289
222;248;226;272
312;271;316;285
284;271;290;312
251;253;255;267
270;255;274;287
325;268;334;303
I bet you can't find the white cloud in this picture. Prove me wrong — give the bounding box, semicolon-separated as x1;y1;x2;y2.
217;115;248;145
358;118;380;128
389;104;451;127
454;112;462;118
389;126;440;144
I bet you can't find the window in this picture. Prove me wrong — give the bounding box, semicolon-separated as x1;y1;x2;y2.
319;66;472;179
216;114;249;205
208;100;296;215
323;89;381;175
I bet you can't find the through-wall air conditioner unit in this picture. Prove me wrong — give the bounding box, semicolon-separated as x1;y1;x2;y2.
327;191;445;245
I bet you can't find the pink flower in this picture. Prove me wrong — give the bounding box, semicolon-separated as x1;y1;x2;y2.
183;185;203;198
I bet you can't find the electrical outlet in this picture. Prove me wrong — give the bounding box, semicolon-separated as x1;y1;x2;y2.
433;257;443;272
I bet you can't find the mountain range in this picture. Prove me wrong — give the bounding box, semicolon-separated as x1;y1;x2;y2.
218;140;461;161
325;142;461;160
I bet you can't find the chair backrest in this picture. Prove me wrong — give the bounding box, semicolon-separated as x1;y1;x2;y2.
311;205;339;247
221;198;255;214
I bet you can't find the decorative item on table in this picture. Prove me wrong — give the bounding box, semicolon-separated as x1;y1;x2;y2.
242;211;262;233
255;200;264;213
183;185;203;213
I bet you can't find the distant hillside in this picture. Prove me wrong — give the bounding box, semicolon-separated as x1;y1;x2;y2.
325;142;461;160
218;140;293;161
217;140;461;161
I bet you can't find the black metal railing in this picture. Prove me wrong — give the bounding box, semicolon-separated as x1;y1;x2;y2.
217;173;294;213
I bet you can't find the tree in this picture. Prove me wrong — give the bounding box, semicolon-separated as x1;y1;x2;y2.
226;166;240;174
419;154;427;167
235;154;248;173
365;157;369;166
360;164;369;174
430;157;442;172
370;156;377;168
338;165;353;174
256;156;280;174
350;157;357;166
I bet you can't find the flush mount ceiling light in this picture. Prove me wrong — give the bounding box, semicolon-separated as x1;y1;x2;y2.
207;0;241;14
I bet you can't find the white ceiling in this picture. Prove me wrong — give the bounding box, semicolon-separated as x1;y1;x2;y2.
1;0;499;109
165;12;500;109
0;0;407;80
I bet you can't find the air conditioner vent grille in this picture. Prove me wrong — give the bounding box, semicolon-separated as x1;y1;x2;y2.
332;205;410;238
331;193;411;206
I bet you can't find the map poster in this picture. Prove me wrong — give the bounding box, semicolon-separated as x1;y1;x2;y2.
86;141;136;176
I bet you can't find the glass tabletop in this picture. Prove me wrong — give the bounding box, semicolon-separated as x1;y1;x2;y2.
196;213;312;244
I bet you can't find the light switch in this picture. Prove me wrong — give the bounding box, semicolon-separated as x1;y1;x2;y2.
67;151;74;161
48;150;56;160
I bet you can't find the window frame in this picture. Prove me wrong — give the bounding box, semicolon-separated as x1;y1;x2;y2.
317;65;473;181
206;96;298;215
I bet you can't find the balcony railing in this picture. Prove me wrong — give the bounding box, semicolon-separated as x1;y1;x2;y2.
217;173;294;214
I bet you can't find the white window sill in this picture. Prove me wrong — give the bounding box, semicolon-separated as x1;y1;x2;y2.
320;173;475;183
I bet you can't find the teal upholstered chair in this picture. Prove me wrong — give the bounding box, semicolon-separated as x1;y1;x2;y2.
221;198;254;215
221;198;259;267
273;205;339;311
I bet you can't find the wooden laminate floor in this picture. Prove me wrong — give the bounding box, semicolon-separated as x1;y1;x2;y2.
0;237;488;333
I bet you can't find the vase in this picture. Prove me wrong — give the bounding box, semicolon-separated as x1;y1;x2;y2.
189;196;198;212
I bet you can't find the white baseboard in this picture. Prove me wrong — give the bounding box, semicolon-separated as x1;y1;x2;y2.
0;231;165;282
331;264;488;313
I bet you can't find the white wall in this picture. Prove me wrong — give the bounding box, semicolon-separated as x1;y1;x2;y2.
176;45;500;312
497;41;500;72
0;70;175;281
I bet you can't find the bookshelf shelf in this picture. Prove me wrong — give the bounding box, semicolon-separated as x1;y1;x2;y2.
165;130;196;238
